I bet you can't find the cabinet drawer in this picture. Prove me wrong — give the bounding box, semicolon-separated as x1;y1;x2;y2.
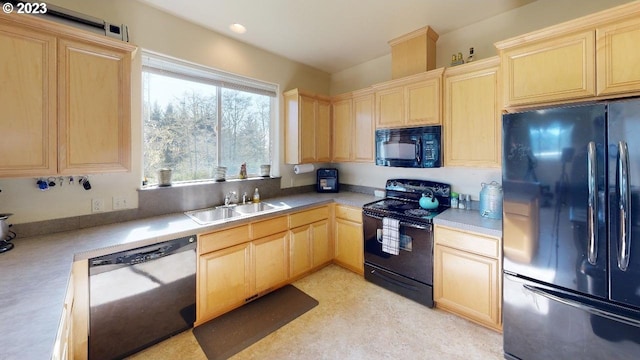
335;205;362;223
289;206;329;228
199;225;250;254
251;215;288;239
435;225;500;259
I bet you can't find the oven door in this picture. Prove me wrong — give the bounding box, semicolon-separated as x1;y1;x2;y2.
363;212;433;285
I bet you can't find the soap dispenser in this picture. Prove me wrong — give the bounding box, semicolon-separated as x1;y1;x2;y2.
253;188;260;203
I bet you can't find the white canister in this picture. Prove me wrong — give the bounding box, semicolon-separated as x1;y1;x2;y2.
158;168;172;187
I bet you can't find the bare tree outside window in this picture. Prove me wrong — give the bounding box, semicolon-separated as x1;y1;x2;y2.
142;70;271;184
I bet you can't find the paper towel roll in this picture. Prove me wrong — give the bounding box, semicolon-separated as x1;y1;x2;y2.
293;164;315;174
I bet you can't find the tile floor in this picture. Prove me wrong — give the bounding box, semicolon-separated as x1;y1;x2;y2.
128;264;503;359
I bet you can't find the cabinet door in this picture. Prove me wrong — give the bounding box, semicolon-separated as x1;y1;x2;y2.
298;95;316;163
334;218;363;274
289;225;312;278
434;244;501;330
406;78;440;126
597;17;640;96
331;98;352;162
253;231;289;294
316;99;331;162
444;61;500;167
501;30;595;107
0;23;56;177
375;86;404;128
58;38;131;174
311;219;331;267
353;93;375;162
197;243;251;323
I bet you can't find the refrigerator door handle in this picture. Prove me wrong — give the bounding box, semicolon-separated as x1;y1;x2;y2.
587;141;598;265
618;141;631;271
521;283;640;328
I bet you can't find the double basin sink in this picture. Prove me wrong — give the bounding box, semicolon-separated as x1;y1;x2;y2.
185;202;287;225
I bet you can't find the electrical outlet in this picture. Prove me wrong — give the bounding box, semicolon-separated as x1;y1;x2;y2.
113;196;127;210
92;198;105;213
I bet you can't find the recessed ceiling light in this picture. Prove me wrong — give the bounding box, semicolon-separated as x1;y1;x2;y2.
229;23;247;34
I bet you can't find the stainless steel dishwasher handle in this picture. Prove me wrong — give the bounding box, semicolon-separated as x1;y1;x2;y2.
587;142;598;265
618;141;631;271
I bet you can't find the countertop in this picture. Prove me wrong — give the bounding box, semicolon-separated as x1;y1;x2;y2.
0;191;501;359
433;207;503;238
0;192;375;360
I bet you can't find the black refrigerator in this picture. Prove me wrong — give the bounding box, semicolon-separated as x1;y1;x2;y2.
502;99;640;360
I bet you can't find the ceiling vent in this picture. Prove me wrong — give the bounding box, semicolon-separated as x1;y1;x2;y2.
2;1;129;42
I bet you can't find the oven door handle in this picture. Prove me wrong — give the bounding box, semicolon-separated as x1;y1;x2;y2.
363;212;432;230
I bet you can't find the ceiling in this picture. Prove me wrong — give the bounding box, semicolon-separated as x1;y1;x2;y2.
137;0;536;74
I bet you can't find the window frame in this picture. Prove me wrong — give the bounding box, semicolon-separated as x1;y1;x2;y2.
141;50;278;185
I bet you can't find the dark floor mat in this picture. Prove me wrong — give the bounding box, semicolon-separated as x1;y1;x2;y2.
193;285;318;360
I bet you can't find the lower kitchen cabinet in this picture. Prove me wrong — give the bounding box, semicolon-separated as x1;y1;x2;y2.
198;242;251;324
289;206;331;278
434;225;502;331
334;205;364;275
196;219;289;325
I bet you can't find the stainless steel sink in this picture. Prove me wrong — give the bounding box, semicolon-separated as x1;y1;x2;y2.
184;206;239;224
185;202;288;225
233;202;280;214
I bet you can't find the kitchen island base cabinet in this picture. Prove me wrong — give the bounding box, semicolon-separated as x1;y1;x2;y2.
434;225;502;332
333;205;364;275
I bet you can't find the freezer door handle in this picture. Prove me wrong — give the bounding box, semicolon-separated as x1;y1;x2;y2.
618;141;631;271
521;282;640;328
587;141;598;265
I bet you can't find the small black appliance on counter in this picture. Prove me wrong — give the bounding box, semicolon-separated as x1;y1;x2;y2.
316;168;339;193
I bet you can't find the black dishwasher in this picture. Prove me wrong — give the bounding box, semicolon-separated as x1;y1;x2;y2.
88;235;197;360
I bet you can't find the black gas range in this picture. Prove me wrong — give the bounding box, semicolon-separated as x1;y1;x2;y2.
362;179;451;307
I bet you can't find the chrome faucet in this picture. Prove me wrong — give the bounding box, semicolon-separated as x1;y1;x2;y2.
242;192;248;204
224;191;237;206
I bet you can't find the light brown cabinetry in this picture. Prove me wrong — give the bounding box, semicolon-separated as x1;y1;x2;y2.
374;69;443;128
289;206;331;278
498;30;595;107
0;13;134;177
496;2;640;108
596;16;640;96
284;88;331;164
58;38;132;174
333;204;363;275
444;57;501;168
196;218;289;325
434;225;502;332
331;90;375;162
389;26;438;80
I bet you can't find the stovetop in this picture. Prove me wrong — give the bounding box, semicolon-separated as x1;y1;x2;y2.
363;179;452;224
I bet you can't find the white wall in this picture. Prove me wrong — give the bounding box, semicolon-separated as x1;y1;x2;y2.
0;0;331;224
329;0;633;198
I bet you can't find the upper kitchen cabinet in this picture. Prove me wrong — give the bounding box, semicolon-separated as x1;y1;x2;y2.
58;38;132;174
331;89;374;163
373;69;443;128
497;30;595;108
0;19;57;177
284;88;331;164
0;13;136;177
444;57;500;168
496;1;640;109
596;16;640;96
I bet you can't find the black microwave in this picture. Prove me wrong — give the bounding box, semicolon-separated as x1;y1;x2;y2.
375;126;441;168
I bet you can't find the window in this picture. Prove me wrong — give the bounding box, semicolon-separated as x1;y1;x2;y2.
142;52;276;184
